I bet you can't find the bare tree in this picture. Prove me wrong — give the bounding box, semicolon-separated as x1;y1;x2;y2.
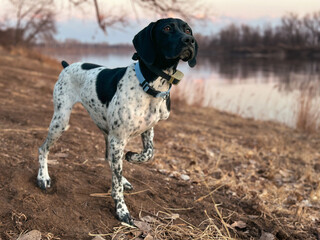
303;11;320;47
8;0;56;45
280;12;305;47
68;0;210;34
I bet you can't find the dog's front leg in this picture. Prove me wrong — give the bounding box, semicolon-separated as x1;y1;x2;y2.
107;135;133;225
125;127;154;163
105;135;133;192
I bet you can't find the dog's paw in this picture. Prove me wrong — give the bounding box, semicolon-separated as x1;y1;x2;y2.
123;182;133;192
122;177;133;192
115;200;135;226
118;212;135;226
37;177;51;190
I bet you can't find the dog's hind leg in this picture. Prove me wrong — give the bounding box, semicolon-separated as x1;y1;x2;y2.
125;128;154;163
37;75;77;190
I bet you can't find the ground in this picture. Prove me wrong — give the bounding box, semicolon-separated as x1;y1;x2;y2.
0;47;319;240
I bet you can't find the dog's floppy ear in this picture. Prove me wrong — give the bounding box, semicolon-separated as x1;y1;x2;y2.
133;22;157;65
188;40;198;68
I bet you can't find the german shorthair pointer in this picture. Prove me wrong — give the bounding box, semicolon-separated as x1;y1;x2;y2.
37;18;198;225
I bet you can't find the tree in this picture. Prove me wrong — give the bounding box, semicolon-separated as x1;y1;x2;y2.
303;11;320;47
8;0;56;45
68;0;210;34
280;13;305;47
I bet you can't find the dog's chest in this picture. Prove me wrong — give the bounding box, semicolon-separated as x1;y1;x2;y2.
106;66;170;137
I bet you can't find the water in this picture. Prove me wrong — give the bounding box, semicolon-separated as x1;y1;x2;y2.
46;51;320;129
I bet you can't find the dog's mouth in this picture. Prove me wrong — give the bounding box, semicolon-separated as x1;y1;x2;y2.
179;49;193;61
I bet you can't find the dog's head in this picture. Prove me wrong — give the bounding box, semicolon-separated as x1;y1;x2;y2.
133;18;198;68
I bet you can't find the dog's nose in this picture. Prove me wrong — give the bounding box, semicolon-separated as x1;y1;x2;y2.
182;36;195;44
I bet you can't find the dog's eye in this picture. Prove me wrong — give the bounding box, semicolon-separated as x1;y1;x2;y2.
185;29;192;35
164;26;171;32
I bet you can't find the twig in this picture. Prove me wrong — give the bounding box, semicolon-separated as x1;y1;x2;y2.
90;189;150;198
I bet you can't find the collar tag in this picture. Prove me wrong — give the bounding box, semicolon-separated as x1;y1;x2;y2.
168;70;184;85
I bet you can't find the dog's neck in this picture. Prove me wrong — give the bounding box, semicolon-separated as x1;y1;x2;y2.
138;58;179;83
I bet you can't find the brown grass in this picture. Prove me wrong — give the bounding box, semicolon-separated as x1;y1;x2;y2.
9;46;59;66
296;86;320;133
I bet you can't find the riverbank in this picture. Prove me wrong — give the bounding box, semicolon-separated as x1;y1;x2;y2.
0;47;319;239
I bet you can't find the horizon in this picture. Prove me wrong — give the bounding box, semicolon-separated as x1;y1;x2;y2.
1;0;320;44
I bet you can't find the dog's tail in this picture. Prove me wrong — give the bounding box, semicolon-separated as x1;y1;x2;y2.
61;60;69;69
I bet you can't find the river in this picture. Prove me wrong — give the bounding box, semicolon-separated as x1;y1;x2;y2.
43;51;320;129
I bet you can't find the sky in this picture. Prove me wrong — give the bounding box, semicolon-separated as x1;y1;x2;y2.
1;0;320;44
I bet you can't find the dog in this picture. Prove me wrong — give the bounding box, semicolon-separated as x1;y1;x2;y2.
37;18;198;225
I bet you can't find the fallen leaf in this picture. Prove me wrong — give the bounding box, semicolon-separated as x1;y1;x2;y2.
134;220;152;232
231;220;246;229
19;230;41;240
140;215;158;223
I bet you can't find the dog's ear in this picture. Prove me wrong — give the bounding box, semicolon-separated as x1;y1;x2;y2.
188;39;198;68
133;22;156;65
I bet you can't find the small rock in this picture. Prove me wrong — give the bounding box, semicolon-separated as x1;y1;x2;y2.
18;230;41;240
259;232;275;240
180;174;190;181
144;234;154;240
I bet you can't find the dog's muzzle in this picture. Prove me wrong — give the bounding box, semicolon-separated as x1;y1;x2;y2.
180;49;193;61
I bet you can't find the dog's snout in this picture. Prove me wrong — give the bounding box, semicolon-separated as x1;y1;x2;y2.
182;35;195;44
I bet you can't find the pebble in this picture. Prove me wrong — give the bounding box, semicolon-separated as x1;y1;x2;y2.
18;230;41;240
180;174;190;181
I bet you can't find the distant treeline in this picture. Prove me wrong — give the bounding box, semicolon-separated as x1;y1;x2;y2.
197;11;320;58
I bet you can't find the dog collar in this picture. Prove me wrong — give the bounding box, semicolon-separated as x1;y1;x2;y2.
135;62;171;99
132;52;184;85
145;64;184;85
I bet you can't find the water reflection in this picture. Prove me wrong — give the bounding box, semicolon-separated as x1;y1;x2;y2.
42;50;320;129
178;57;320;128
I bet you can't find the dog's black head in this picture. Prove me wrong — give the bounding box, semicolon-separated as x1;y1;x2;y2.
133;18;198;69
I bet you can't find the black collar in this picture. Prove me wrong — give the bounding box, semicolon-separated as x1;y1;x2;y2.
135;62;171;99
132;53;184;85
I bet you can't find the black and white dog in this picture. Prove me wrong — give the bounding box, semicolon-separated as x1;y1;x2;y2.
37;18;198;225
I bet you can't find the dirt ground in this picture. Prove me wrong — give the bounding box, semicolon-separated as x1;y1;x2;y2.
0;47;319;240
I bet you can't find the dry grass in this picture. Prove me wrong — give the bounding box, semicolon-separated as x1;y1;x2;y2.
9;46;59;66
296;86;320;133
89;183;236;240
89;200;235;240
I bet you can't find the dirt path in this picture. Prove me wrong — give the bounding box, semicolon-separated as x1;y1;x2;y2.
0;48;319;239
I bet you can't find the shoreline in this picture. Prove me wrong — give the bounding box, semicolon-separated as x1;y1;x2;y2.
0;47;319;239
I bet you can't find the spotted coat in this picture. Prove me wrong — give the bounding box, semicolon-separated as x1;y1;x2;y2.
37;62;171;224
37;17;198;226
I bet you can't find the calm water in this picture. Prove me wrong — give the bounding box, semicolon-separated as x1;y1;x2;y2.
45;51;320;129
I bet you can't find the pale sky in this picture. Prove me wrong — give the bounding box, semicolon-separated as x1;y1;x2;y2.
1;0;320;43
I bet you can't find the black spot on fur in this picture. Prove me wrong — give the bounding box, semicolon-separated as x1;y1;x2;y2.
81;63;102;70
96;67;127;106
